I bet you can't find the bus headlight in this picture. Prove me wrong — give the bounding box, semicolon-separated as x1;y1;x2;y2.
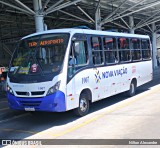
7;85;14;95
47;81;61;95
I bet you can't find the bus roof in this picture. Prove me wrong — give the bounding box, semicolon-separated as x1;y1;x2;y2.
22;28;150;40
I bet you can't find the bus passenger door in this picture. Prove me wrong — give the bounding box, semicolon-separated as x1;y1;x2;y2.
66;36;89;110
66;70;77;110
66;51;77;111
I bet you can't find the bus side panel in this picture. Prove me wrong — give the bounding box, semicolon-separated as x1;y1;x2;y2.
135;60;152;87
66;78;79;111
66;69;95;111
66;68;112;110
66;65;128;110
93;64;129;100
66;60;152;111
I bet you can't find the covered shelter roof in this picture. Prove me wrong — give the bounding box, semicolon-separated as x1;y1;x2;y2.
0;0;160;42
0;0;160;67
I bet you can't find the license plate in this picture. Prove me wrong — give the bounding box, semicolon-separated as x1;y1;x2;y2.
25;107;35;111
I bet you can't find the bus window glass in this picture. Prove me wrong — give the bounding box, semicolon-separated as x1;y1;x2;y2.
91;37;103;65
74;41;88;65
103;37;116;50
10;33;69;76
119;50;131;62
103;37;117;64
142;50;151;59
130;38;141;61
118;37;131;62
132;50;141;61
141;39;149;49
141;39;151;60
118;38;129;49
68;40;88;77
130;38;140;49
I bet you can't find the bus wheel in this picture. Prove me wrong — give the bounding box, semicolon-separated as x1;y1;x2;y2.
127;81;136;97
74;93;90;117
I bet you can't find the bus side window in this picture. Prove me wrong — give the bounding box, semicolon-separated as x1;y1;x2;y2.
118;37;131;62
68;40;88;77
131;38;140;49
141;39;151;60
69;41;88;66
131;38;141;61
74;41;88;65
91;37;103;65
103;37;117;64
118;38;129;49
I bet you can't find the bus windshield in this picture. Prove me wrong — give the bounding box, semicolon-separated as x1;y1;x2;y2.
9;33;69;76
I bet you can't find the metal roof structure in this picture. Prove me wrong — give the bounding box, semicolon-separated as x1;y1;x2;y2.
0;0;160;66
1;0;160;40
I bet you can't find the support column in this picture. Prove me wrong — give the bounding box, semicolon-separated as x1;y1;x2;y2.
152;23;158;68
33;0;44;32
129;16;135;34
95;5;101;30
44;23;48;31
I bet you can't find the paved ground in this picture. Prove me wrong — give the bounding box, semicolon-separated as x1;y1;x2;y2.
0;91;26;122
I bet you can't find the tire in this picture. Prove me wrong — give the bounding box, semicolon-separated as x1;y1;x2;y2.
127;81;136;97
74;93;90;117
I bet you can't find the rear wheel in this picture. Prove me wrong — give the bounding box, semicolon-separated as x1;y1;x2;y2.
127;80;136;97
74;93;90;117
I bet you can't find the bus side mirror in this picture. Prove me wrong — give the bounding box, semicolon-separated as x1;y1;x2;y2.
72;37;76;41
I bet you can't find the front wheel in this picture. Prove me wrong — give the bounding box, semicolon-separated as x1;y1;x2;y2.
127;81;136;97
74;93;90;117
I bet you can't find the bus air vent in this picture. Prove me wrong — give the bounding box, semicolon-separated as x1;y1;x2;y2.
16;91;28;96
31;91;45;95
16;91;45;96
19;101;41;107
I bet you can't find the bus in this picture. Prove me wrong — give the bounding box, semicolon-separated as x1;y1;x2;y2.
7;28;152;116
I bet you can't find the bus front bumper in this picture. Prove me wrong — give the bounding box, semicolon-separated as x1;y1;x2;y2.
7;91;66;112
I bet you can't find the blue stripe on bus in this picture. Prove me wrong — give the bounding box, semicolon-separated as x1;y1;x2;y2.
7;91;66;112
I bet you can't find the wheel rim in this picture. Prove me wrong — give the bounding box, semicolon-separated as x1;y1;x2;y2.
80;98;88;112
131;83;135;94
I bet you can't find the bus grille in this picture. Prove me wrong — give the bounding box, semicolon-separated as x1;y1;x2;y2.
16;92;27;96
16;91;45;96
31;91;45;95
19;101;42;107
